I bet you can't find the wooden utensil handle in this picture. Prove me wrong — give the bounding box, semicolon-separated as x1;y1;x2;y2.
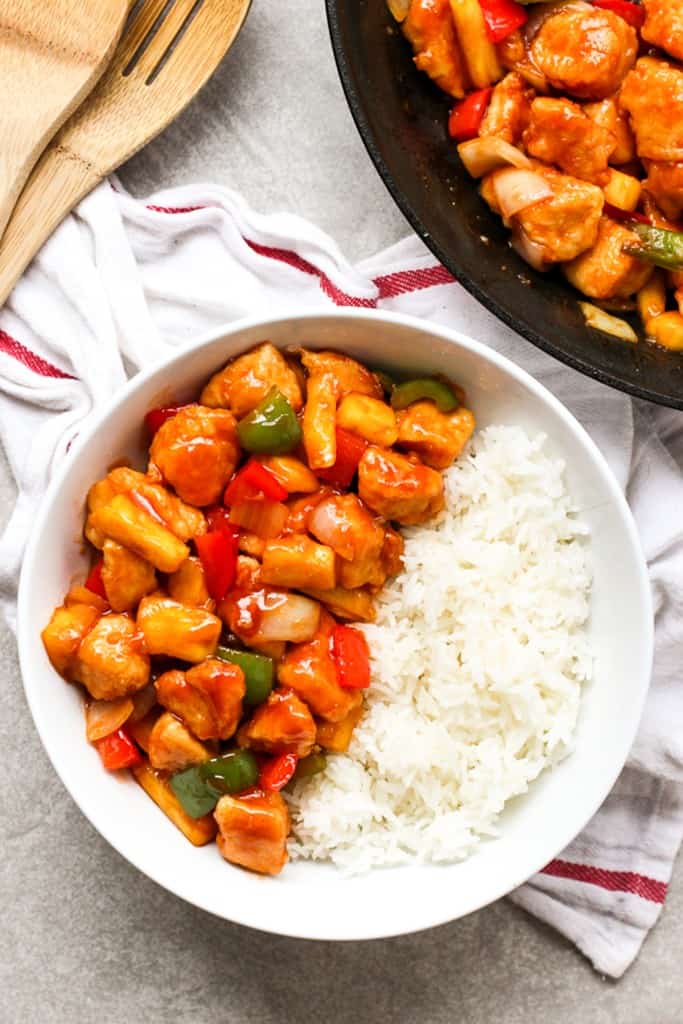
0;144;100;307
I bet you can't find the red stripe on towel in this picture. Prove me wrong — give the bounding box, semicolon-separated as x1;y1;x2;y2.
374;265;455;297
244;238;377;308
0;329;75;379
541;859;667;904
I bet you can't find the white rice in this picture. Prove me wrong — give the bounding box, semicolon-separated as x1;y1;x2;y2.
286;424;593;873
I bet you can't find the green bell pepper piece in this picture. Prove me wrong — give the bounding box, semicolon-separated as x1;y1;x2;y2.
371;368;397;396
215;645;274;705
170;765;219;819
237;387;302;455
291;751;327;782
623;223;683;272
390;377;459;413
200;751;260;796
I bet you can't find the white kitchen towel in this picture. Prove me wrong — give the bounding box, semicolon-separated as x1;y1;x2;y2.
1;179;681;978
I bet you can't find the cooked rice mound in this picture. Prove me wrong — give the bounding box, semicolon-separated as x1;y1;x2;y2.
286;425;592;871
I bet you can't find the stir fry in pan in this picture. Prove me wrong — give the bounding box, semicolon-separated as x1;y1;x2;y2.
389;0;683;349
42;342;475;876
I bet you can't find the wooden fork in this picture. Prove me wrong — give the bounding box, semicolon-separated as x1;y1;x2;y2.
0;0;252;306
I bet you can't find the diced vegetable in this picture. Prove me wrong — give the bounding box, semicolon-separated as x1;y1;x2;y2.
132;760;217;845
259;753;299;792
623;224;683;273
215;646;274;705
205;506;237;533
386;0;410;20
331;625;371;690
224;458;288;504
89;494;189;574
479;0;528;43
316;694;364;753
195;529;239;602
580;302;638;343
95;727;142;771
301;585;376;623
591;0;644;29
236;388;302;455
292;751;328;781
492;168;553;219
262;534;337;592
391;377;460;412
126;709;161;753
603;203;650;227
316;428;368;487
144;404;191;435
457;137;531;178
200;751;260;795
170;765;219;818
603;170;641;214
228;499;288;539
84;559;107;600
85;697;134;742
448;88;493;142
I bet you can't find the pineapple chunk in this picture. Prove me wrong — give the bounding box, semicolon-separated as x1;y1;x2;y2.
137;592;222;663
262;535;336;591
132;760;217;846
167;556;214;609
316;693;364;752
336;394;398;446
41;603;100;678
89;494;189;573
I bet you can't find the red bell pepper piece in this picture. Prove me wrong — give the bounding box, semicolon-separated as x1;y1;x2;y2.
84;559;107;600
195;529;239;601
448;88;493;142
331;625;371;690
224;458;288;504
478;0;528;43
316;428;368;488
205;506;240;535
591;0;644;28
259;753;299;792
144;404;191;435
96;728;142;771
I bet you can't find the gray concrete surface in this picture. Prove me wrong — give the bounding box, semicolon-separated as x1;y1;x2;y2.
1;1;682;1021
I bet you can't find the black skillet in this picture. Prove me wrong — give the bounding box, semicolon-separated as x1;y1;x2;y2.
326;0;683;409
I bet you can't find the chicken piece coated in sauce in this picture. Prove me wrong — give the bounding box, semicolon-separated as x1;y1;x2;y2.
316;691;364;753
261;534;337;592
85;467;206;549
358;446;444;526
307;492;393;590
167;556;214;610
479;72;532;146
237;688;317;758
620;58;683;164
563;216;654;300
529;3;637;101
481;162;604;265
137;592;222;663
42;602;100;678
644;163;683;223
200;342;303;417
155;659;246;741
149;405;239;507
214;791;290;876
148;711;211;773
75;613;150;701
278;611;360;722
583;97;635;168
402;0;469;99
522;98;615;186
396;402;475;470
101;540;156;613
641;0;683;65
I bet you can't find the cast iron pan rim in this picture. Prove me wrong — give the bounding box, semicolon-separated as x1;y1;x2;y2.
325;0;683;410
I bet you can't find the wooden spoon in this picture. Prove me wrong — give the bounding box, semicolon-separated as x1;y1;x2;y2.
0;0;252;306
0;0;129;242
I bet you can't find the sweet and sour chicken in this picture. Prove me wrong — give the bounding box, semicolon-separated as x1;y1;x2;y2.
42;342;475;876
391;0;683;350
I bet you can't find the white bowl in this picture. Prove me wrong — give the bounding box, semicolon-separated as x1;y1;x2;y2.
18;311;653;940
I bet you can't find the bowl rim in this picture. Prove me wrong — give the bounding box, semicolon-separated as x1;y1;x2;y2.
17;309;654;939
324;0;683;411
